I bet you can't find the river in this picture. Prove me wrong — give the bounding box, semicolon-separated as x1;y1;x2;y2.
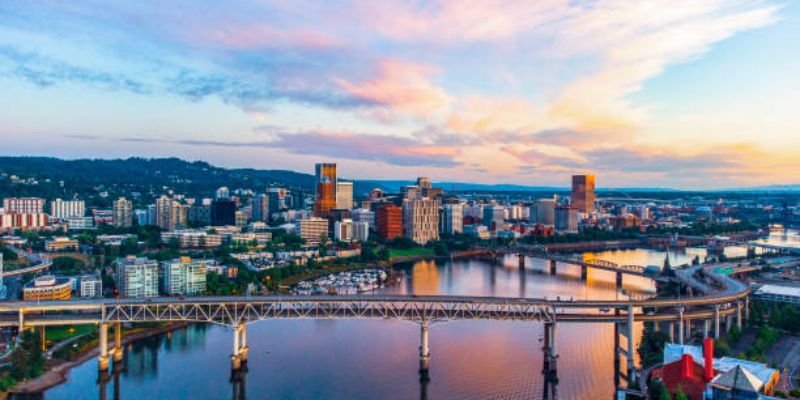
29;229;798;399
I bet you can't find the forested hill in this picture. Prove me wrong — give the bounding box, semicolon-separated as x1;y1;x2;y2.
0;157;320;207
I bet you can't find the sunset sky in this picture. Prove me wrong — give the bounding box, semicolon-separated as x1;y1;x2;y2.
0;1;798;189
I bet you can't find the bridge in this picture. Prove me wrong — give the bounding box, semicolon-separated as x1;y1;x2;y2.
1;262;750;390
671;234;800;255
0;243;758;397
3;260;52;277
478;244;651;287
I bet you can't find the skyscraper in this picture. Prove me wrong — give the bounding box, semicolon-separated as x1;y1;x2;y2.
571;175;596;213
252;194;269;222
313;163;337;217
403;198;439;244
155;195;174;231
336;181;353;210
112;197;133;227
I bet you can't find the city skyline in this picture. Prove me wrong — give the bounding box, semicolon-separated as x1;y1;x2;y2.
1;1;799;189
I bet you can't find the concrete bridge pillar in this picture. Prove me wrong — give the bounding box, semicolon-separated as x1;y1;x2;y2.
616;272;623;289
549;260;557;275
678;307;684;345
736;301;743;330
668;322;674;342
419;321;431;373
239;324;249;362
518;254;525;270
581;265;588;281
542;321;558;400
98;323;109;371
703;319;710;338
231;323;247;370
726;315;733;333
113;322;123;362
653;321;659;333
714;305;720;339
626;304;636;381
745;297;750;324
685;319;692;342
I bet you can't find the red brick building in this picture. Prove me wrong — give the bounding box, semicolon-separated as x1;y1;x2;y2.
376;205;402;240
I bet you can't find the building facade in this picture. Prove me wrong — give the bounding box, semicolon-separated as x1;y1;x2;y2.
336;181;354;210
313;163;337;217
50;198;85;219
483;205;505;231
162;257;207;296
571;175;596;214
299;217;329;245
117;256;160;298
555;206;579;232
252;194;269;222
23;275;72;301
442;203;464;235
112;197;133;227
79;274;103;298
334;219;353;242
4;197;45;214
376;205;402;240
403;198;439;244
211;199;237;226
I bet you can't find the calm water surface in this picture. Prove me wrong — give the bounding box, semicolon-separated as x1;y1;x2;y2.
37;232;795;399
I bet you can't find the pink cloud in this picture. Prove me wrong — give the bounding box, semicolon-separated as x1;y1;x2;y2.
182;24;341;50
336;60;452;118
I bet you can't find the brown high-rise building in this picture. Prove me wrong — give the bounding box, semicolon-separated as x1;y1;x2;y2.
571;175;596;213
376;204;403;240
313;163;337;217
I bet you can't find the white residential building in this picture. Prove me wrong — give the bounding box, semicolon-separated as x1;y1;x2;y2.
50;199;85;219
79;274;103;298
117;256;159;298
334;219;354;242
161;257;207;296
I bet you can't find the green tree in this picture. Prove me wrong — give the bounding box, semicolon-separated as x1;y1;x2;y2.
658;384;672;400
674;386;688;400
638;325;671;367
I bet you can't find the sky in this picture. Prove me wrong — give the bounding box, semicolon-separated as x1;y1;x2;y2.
0;1;798;189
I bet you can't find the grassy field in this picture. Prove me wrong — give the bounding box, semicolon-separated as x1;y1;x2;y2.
388;248;434;259
45;324;95;343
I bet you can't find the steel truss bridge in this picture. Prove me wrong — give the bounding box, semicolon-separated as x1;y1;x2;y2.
1;255;752;398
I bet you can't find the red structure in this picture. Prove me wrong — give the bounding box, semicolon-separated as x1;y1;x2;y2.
376;205;402;240
650;354;708;400
704;337;715;382
651;340;720;400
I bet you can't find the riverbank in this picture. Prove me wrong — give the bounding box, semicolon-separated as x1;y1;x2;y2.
6;321;189;397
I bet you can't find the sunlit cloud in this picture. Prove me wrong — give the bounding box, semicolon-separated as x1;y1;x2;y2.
0;0;793;188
